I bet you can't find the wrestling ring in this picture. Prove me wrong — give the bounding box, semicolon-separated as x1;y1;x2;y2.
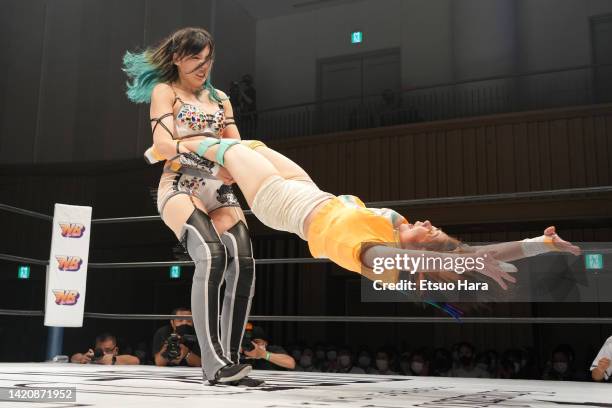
1;185;611;408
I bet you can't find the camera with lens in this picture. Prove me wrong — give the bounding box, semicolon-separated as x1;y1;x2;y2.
164;333;181;360
241;323;254;352
92;348;105;362
162;325;197;361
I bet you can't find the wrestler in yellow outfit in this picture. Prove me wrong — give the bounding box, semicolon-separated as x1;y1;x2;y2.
307;195;408;275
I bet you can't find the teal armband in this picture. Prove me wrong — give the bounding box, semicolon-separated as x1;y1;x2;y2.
215;139;240;166
196;138;220;158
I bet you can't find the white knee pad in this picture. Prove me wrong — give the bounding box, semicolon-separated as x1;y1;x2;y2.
250;176;334;240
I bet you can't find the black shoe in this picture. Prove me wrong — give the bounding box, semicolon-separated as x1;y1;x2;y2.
208;363;251;385
228;376;265;387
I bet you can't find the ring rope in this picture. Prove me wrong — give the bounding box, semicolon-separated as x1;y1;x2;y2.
1;310;611;324
1;186;610;224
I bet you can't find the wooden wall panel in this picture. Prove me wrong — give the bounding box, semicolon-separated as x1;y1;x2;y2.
270;105;612;202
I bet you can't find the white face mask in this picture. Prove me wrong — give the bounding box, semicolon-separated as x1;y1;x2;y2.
553;362;568;374
300;356;312;367
339;355;351;367
358;356;371;367
411;362;424;374
327;351;337;361
376;359;389;371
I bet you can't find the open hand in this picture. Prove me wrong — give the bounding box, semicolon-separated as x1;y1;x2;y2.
544;226;581;256
472;250;517;290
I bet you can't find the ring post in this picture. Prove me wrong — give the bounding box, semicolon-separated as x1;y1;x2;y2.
45;326;64;361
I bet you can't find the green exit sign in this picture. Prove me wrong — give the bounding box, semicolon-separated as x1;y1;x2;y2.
169;265;182;279
18;265;30;279
351;31;363;44
585;254;603;270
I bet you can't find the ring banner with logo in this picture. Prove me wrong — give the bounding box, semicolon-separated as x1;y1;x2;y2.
44;204;92;327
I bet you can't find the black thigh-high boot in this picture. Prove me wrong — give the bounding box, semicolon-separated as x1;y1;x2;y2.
182;208;251;384
220;221;256;363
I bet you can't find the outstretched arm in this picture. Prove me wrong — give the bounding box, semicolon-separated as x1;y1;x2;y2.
460;226;581;262
361;244;516;290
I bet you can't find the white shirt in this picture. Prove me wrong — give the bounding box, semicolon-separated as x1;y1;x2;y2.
590;335;612;381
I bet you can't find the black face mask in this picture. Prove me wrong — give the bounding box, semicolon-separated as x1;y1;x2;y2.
175;324;195;337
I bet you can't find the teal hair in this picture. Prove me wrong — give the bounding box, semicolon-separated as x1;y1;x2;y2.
122;50;225;104
122;50;159;104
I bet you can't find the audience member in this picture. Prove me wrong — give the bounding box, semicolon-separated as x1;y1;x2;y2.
71;333;139;365
152;307;201;367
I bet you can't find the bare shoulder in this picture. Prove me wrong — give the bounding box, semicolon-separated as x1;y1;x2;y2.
215;89;229;100
151;83;174;102
215;89;234;113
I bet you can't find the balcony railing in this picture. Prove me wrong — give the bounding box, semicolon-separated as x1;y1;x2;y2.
235;63;612;141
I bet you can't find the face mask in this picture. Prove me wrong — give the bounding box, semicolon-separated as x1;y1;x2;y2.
300;356;312;367
358;356;371;367
316;350;325;359
175;324;195;337
513;362;521;373
411;362;424;374
376;359;389;371
327;351;337;361
339;355;351;367
553;362;568;374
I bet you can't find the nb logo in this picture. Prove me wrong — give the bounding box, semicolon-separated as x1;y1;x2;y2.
56;256;83;272
52;290;80;305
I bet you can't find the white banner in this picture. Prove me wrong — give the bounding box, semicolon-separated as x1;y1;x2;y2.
44;204;92;327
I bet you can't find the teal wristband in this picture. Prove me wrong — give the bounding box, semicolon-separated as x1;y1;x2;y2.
265;352;271;361
215;139;240;166
196;138;220;158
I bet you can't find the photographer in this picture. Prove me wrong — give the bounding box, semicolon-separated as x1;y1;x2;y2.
152;307;201;367
70;333;139;365
228;80;244;116
241;325;295;370
238;74;257;135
